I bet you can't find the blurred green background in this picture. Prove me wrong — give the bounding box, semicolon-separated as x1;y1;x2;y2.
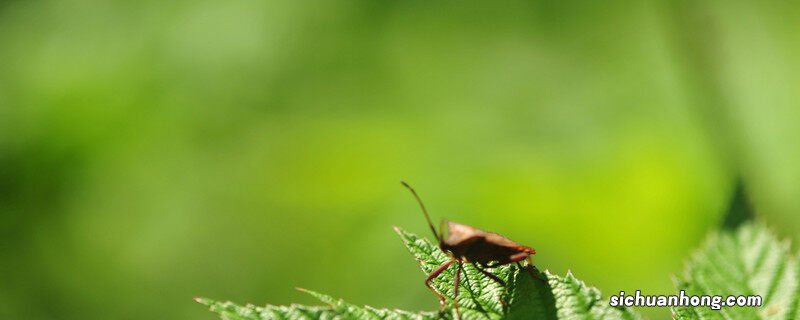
2;0;800;319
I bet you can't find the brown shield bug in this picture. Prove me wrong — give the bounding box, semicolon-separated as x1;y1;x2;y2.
401;181;540;318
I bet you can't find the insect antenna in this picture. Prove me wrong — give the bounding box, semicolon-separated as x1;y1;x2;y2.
400;181;441;242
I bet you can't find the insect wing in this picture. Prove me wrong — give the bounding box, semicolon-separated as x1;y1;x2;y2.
445;222;485;245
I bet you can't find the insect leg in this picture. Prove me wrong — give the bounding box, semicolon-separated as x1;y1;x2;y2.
527;256;537;270
474;264;506;287
515;261;547;284
524;255;547;282
453;261;463;319
475;263;508;308
425;259;455;307
515;261;531;276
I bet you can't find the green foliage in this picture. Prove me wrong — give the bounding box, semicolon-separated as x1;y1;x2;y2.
197;227;639;320
194;297;332;320
194;293;442;320
197;221;800;320
672;223;799;319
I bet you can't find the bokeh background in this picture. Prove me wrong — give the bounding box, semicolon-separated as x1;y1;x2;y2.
2;1;800;319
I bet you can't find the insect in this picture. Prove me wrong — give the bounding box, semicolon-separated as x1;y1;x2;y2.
401;181;540;318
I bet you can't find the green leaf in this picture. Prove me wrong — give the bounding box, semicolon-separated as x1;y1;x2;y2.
195;294;444;320
672;222;799;319
194;297;334;320
197;227;640;320
299;288;445;320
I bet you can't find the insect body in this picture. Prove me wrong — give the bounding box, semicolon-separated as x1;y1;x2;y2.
401;181;539;318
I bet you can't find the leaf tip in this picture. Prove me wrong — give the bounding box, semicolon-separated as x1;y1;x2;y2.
296;288;339;306
393;226;415;242
193;296;211;306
